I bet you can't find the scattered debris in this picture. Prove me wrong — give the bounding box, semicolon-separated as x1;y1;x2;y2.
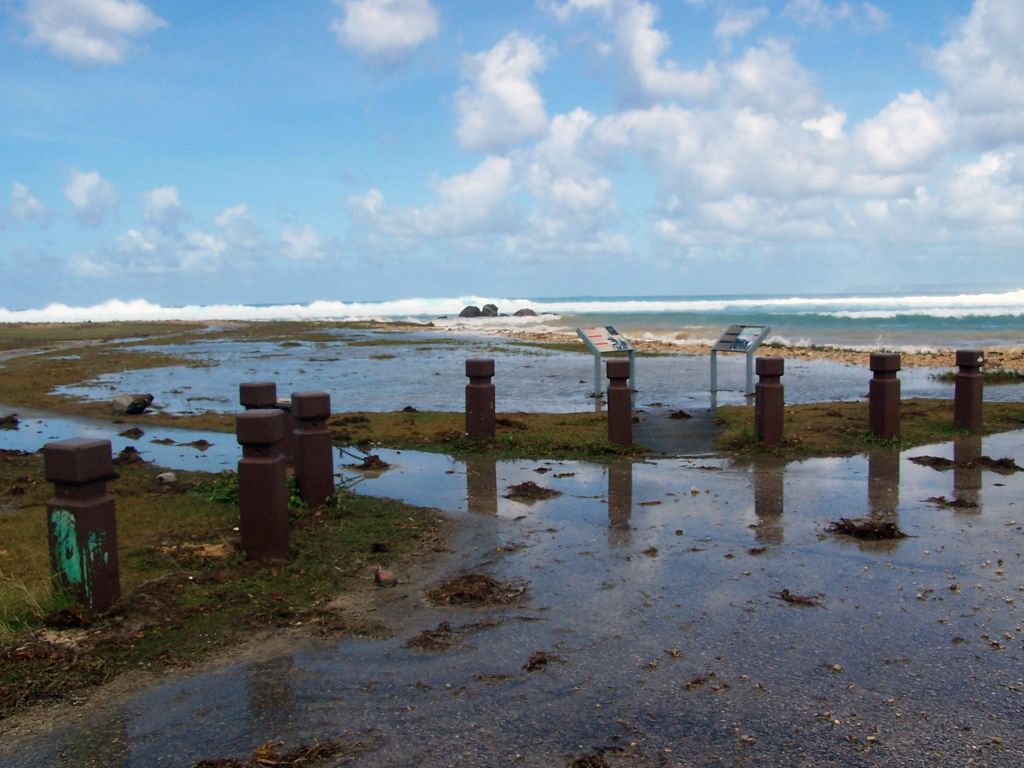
828;517;907;540
747;546;767;556
118;427;144;439
114;446;146;465
192;736;379;768
554;472;576;479
43;604;93;629
0;413;20;429
374;567;397;587
926;495;979;509
425;573;527;606
156;471;177;485
401;405;419;413
185;439;212;450
151;437;176;446
523;650;561;672
638;500;661;506
770;589;823;607
910;454;1023;474
504;481;561;503
406;622;458;651
668;409;692;420
684;672;717;690
353;454;390;471
641;546;659;557
496;417;527;430
533;466;552;474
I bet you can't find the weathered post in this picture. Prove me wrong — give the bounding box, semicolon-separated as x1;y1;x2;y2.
291;391;334;509
754;357;784;445
953;350;984;433
240;381;294;460
869;353;901;439
465;359;496;440
236;409;289;561
43;438;120;612
606;359;632;447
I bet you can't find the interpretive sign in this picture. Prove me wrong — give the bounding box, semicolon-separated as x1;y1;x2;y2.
577;326;636;399
710;324;771;396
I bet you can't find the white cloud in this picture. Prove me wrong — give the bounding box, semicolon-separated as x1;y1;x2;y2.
783;0;889;31
330;0;438;66
617;0;720;102
714;6;769;50
544;0;613;23
942;149;1024;242
727;39;821;117
932;0;1024;148
21;0;165;65
141;186;183;230
455;33;549;152
854;91;950;173
10;182;49;224
64;169;118;226
214;204;264;252
281;225;326;261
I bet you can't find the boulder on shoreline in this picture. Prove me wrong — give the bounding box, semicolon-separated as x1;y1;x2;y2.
459;305;482;318
481;303;499;317
112;393;154;415
513;308;537;317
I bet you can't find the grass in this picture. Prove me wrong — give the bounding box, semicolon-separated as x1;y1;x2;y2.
329;410;637;460
715;398;1024;459
0;450;442;719
929;368;1024;385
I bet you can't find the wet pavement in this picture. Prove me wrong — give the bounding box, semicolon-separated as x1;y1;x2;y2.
3;431;1022;766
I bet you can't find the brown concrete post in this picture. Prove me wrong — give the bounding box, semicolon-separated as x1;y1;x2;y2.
606;359;632;447
236;410;289;561
465;359;496;440
43;438;120;613
869;353;901;439
953;350;984;433
291;391;334;509
754;357;784;445
240;381;294;461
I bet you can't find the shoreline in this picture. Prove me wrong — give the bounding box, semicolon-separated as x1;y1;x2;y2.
483;326;1024;370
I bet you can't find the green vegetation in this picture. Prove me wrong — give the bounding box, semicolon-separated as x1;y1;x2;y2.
0;450;441;719
716;398;1024;459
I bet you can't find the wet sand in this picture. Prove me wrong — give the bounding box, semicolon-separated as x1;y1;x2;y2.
3;432;1022;766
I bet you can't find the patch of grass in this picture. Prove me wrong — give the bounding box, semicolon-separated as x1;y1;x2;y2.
0;322;206;352
0;451;442;719
930;368;1024;385
716;398;1024;459
328;410;638;460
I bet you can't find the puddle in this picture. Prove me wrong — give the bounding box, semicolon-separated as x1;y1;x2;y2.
3;432;1023;766
48;331;1024;416
0;404;237;472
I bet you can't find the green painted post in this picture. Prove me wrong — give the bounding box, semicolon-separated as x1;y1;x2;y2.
43;438;120;613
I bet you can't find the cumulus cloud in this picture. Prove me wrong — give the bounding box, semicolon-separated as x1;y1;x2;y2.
616;0;720;102
727;39;821;117
783;0;889;31
455;33;549;152
10;182;49;224
20;0;165;65
330;0;438;66
714;6;769;50
942;148;1024;242
932;0;1024;147
141;186;184;230
64;169;118;226
281;225;327;261
853;91;950;173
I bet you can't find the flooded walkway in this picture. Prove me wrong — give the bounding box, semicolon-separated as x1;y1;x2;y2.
3;431;1022;766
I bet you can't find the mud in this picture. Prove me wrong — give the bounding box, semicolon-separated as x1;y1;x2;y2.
827;517;908;540
504;480;561;502
424;573;527;607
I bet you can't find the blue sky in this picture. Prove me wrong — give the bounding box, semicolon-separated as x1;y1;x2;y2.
1;0;1022;310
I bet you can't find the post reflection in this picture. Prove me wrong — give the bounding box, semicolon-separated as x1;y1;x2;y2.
752;458;785;546
868;449;900;518
953;435;982;511
465;455;498;515
607;459;632;547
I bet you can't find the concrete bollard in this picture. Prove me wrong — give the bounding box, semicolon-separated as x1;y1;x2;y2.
43;438;121;613
291;391;334;509
754;357;785;445
606;359;632;447
953;350;984;433
869;353;901;439
465;359;496;440
240;381;294;461
236;410;289;561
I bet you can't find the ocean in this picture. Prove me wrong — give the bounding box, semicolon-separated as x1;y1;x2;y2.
2;288;1023;352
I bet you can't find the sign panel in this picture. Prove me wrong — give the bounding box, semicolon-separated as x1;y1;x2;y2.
577;325;634;353
712;324;769;353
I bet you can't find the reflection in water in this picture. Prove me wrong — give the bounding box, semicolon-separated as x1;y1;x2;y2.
55;718;129;767
753;458;785;546
953;436;983;511
246;657;295;729
465;456;498;515
607;459;632;547
868;449;900;519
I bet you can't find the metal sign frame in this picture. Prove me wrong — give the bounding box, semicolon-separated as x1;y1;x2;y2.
576;326;636;398
710;325;771;396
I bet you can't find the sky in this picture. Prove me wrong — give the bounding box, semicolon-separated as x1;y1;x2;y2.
1;0;1022;310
